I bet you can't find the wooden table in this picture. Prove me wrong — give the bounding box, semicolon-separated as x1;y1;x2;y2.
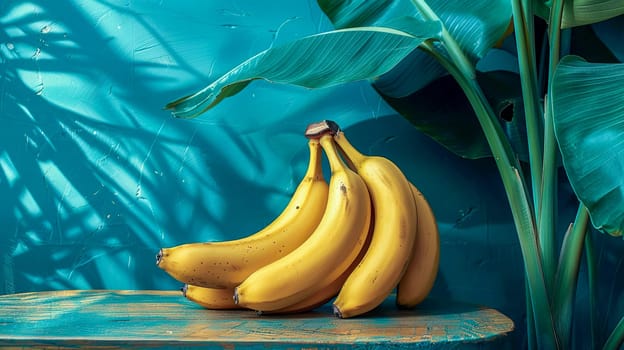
0;290;514;349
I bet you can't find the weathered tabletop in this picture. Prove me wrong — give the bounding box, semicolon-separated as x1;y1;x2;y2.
0;290;514;349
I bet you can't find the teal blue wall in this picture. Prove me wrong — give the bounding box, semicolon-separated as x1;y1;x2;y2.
1;1;623;348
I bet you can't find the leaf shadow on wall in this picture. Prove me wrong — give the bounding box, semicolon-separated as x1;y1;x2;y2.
0;1;294;293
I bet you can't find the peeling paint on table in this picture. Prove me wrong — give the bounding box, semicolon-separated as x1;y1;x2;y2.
0;290;514;349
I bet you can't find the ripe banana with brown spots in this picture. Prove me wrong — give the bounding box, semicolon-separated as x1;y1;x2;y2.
233;133;372;312
328;123;418;319
156;138;329;288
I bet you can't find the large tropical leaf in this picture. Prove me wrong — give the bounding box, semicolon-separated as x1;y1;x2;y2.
562;0;624;28
317;0;517;159
317;0;513;97
165;19;442;118
552;55;624;236
379;70;530;160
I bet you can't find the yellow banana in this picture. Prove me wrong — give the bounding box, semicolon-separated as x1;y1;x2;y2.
330;125;418;319
234;133;372;312
182;284;241;310
257;272;344;315
156;138;329;288
396;184;440;308
262;223;373;315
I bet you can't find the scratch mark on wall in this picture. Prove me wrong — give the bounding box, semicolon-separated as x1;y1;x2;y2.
220;24;240;29
143;193;164;241
176;126;198;178
3;230;17;294
67;249;107;280
31;47;44;96
134;42;159;53
94;9;114;29
40;24;52;34
454;206;478;228
218;8;251;17
96;142;121;168
136;119;167;199
55;182;72;244
375;94;384;118
268;16;301;49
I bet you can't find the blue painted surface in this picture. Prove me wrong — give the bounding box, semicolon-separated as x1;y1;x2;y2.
0;290;514;349
1;1;623;349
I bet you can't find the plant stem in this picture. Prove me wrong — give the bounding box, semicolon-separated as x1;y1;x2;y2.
539;0;566;301
526;281;537;350
585;230;598;349
423;43;559;350
553;204;589;349
511;0;554;293
409;0;475;79
540;94;558;281
511;0;544;212
603;316;624;350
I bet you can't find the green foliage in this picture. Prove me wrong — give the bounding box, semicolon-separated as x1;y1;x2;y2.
562;0;624;28
166;19;442;119
552;56;624;237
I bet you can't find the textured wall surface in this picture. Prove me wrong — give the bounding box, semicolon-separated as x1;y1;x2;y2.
2;1;623;348
1;0;390;293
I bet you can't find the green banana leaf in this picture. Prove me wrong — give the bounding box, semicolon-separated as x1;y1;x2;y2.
165;19;442;119
551;55;624;237
318;0;513;97
379;70;530;160
317;0;445;96
562;0;624;28
317;0;516;159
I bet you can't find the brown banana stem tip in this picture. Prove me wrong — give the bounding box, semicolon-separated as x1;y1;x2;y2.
332;304;344;319
304;120;341;139
181;284;188;297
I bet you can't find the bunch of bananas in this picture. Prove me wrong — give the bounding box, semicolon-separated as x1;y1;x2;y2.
156;120;440;318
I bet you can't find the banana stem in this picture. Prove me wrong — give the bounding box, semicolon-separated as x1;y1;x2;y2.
511;0;544;219
603;316;624;350
585;231;598;349
553;204;589;349
409;0;475;80
538;0;566;304
305;138;324;180
319;134;347;173
333;132;365;166
544;0;569;344
511;0;557;301
526;279;537;350
539;94;558;292
422;42;559;349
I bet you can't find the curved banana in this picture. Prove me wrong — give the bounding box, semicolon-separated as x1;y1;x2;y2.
258;271;345;315
156;139;329;288
263;224;373;315
234;133;372;312
182;284;241;310
330;127;418;319
396;184;440;308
